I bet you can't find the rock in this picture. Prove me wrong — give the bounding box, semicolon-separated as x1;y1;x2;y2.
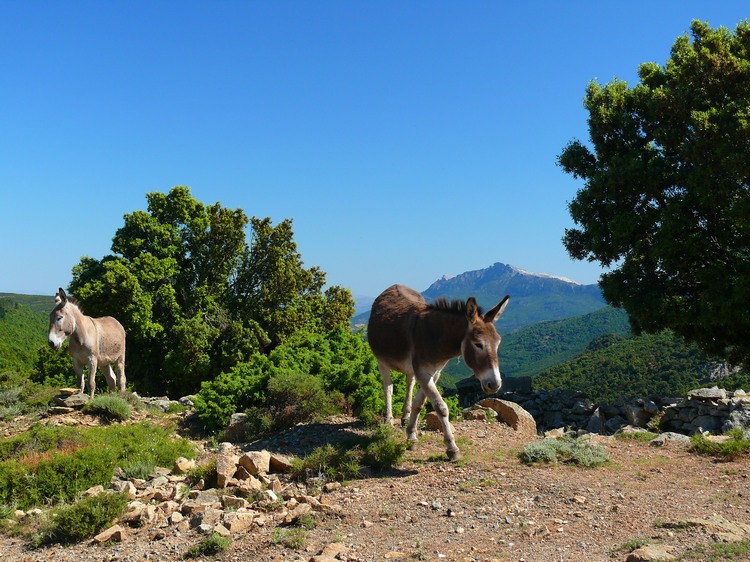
94;524;125;543
463;407;491;421
625;544;676;561
239;450;271;475
649;432;691;446
269;452;292;474
216;443;239;488
47;406;75;415
688;386;727;400
476;398;537;436
222;495;250;510
424;411;442;431
53;393;88;408
224;413;249;442
222;510;257;532
173;457;196;474
283;502;312;525
586;408;606;434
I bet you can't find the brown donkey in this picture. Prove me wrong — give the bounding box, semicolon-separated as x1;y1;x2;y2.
48;288;127;397
368;284;509;460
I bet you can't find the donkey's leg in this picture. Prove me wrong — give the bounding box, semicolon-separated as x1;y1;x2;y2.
115;356;126;393
73;360;86;395
102;363;117;392
414;372;459;460
405;385;428;448
87;356;98;398
401;372;415;427
378;362;395;425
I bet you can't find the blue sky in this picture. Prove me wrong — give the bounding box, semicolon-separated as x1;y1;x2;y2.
2;2;748;298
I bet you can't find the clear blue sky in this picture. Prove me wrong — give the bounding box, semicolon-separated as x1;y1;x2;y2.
2;1;747;298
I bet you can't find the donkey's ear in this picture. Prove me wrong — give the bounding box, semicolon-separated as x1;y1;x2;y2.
57;288;67;304
465;297;480;321
484;295;510;323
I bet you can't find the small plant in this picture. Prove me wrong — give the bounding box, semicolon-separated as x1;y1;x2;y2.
271;526;308;549
186;458;218;489
34;491;128;545
690;428;750;460
289;444;361;482
519;435;610;467
361;424;407;471
120;458;156;480
82;394;132;421
185;532;231;558
615;430;659;442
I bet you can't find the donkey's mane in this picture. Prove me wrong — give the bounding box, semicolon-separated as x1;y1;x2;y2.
428;297;483;316
57;295;83;313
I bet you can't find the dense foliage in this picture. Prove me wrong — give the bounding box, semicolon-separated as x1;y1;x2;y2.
559;20;750;368
194;327;384;433
440;306;630;388
0;298;48;373
67;186;354;396
534;330;750;403
0;422;195;510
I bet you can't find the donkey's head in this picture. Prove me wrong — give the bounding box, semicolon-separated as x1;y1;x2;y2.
460;295;510;395
48;287;76;350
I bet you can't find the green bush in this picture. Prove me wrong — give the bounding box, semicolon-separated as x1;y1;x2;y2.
194;328;384;435
519;436;610;467
289;444;361;482
0;422;196;510
690;429;750;460
266;371;343;429
35;492;128;545
83;394;132;421
185;532;231;558
362;424;407;471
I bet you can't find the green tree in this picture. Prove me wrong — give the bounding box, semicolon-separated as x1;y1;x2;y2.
68;186;354;396
559;20;750;367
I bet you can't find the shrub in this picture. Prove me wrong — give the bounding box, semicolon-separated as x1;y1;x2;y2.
289;444;361;482
0;422;196;510
519;435;610;467
185;532;231;558
186;458;218;489
271;527;308;549
690;429;750;460
361;424;407;471
266;371;343;429
35;492;128;545
83;394;132;421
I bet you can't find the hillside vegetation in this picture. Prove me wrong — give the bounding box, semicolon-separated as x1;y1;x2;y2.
439;306;631;389
0;297;48;373
534;330;750;403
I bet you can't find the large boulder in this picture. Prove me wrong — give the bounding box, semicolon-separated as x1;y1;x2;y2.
476;398;537;436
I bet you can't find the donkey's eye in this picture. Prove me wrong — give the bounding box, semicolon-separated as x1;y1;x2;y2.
473;342;484;350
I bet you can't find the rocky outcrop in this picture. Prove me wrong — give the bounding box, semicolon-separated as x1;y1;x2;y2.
457;377;750;437
31;441;346;544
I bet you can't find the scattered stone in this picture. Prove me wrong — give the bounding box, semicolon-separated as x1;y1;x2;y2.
173;456;196;474
94;524;125;543
239;450;271;475
476;398;537;436
626;543;676;561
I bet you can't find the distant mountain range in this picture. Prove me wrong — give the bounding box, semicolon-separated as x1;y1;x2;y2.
353;262;606;333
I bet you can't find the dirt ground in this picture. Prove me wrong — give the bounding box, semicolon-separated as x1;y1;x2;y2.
2;414;750;562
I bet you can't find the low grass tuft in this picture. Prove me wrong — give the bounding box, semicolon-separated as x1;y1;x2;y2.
689;428;750;460
82;394;132;421
33;491;128;545
185;532;231;558
519;435;610;467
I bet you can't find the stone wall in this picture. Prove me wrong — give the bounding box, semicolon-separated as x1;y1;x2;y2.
455;377;750;436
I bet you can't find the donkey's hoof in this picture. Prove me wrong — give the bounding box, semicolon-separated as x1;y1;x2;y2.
407;439;418;451
446;448;462;461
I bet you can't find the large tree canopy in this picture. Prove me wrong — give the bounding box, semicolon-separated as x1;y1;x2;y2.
69;186;354;396
559;20;750;367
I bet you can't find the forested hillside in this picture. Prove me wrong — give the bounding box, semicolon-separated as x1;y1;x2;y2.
439;306;631;389
0;297;48;372
533;330;750;403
